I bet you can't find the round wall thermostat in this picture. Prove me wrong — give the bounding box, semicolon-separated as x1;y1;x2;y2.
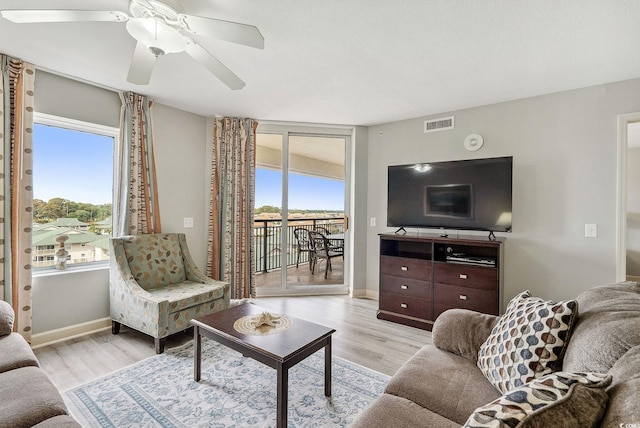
464;134;484;151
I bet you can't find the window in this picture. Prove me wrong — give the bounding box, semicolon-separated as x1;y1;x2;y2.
32;113;117;269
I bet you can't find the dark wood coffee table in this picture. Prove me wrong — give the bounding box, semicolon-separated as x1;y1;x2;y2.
191;303;336;428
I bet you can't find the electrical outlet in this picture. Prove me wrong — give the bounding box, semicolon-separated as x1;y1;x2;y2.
183;217;194;229
585;223;597;238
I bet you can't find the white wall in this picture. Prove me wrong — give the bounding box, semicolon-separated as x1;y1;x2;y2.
32;268;109;333
31;69;640;334
31;71;210;336
363;78;640;307
351;126;369;296
152;103;210;269
35;71;120;128
32;71;120;336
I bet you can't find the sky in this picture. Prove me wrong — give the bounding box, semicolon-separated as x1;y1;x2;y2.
32;123;343;210
33;123;114;205
255;168;344;211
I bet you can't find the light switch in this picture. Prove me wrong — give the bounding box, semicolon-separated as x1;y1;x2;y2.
370;217;376;227
183;217;194;229
585;224;597;238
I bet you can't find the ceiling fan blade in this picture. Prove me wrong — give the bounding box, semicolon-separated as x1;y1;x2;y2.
179;14;264;49
127;41;156;85
0;9;128;23
185;42;245;90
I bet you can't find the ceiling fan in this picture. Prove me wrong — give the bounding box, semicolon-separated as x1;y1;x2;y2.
0;0;264;89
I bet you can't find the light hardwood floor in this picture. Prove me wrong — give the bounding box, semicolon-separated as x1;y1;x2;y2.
34;296;431;391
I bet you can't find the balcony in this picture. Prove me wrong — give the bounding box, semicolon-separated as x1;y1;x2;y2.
253;217;344;288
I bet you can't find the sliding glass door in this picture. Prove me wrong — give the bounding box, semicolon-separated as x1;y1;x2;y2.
254;125;350;296
253;133;284;283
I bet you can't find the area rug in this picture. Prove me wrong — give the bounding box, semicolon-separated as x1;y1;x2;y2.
64;339;389;427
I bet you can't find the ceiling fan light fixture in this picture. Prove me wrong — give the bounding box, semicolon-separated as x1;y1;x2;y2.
126;17;185;56
6;1;264;89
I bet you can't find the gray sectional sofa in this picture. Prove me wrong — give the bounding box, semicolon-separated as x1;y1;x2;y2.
0;300;81;427
353;281;640;427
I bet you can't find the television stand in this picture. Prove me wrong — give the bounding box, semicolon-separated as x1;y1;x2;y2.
377;233;504;330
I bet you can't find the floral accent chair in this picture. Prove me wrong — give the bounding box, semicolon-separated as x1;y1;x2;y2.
110;233;230;353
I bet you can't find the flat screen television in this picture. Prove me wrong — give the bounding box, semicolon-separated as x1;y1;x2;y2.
387;156;513;233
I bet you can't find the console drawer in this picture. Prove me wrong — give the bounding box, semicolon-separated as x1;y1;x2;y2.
379;291;433;320
434;263;497;290
381;255;432;280
433;283;498;317
380;275;431;300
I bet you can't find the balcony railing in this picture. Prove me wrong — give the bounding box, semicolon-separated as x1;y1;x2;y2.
253;217;344;273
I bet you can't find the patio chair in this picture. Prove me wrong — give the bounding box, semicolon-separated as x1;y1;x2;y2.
308;230;343;279
293;228;313;268
314;226;331;235
109;233;230;353
314;226;344;254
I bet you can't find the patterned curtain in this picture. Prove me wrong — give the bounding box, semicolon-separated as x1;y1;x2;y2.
0;55;35;341
207;118;257;299
114;92;161;236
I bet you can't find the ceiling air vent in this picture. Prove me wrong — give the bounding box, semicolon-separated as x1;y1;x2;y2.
424;116;454;133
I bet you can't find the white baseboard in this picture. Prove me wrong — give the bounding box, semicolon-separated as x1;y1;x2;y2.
31;317;112;349
352;288;379;300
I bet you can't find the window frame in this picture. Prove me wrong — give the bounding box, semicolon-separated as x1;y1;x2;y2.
32;112;118;274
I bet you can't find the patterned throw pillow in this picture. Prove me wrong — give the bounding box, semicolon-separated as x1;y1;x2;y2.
463;372;611;428
477;290;578;393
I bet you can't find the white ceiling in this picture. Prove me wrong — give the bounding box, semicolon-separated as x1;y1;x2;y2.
2;0;640;126
258;134;345;166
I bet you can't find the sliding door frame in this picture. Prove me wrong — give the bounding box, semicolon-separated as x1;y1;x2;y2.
256;122;354;296
616;112;640;281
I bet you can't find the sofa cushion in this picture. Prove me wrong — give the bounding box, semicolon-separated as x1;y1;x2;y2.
600;344;640;427
0;300;14;336
351;393;460;428
463;371;611;428
0;332;39;373
146;280;226;313
167;295;229;333
0;366;70;427
121;234;187;290
562;281;640;373
432;308;499;364
477;290;578;393
384;344;501;425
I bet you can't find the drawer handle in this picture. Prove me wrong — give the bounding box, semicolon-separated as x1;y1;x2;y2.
400;285;408;290
460;274;468;279
401;266;408;271
400;303;408;309
459;294;468;301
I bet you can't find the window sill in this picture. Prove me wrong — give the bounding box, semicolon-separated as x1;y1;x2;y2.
32;261;109;278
